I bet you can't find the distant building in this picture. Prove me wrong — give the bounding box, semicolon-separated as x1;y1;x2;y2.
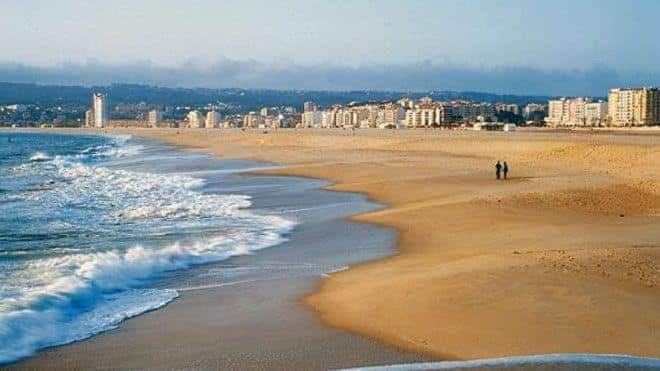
496;103;520;116
378;105;406;126
260;107;278;117
608;87;660;126
148;109;163;126
92;93;108;128
405;107;435;127
584;101;608;126
545;97;592;126
302;111;323;127
303;101;317;113
187;110;204;128
84;109;94;127
397;97;414;109
243;112;264;128
523;103;546;118
5;104;27;112
205;110;221;128
451;102;496;122
418;96;433;105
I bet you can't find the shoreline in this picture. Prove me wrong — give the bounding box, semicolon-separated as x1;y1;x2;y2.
5;131;426;369
105;128;659;360
6;127;660;366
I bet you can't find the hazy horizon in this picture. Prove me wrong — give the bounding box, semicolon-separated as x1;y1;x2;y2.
2;0;659;95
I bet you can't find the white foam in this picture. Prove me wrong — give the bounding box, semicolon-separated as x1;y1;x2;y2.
28;152;51;162
0;136;296;364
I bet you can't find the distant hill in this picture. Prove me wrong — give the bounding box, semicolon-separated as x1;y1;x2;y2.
0;82;555;111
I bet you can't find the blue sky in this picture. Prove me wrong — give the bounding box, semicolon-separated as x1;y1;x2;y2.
1;0;658;95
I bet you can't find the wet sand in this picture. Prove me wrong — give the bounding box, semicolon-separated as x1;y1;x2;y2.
7;127;659;368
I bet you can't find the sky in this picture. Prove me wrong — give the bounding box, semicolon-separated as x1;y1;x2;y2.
1;0;658;95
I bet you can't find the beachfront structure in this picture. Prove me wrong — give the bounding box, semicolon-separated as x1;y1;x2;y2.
92;93;108;128
303;101;317;113
186;110;204;128
84;109;94;127
148;110;163;126
496;103;520;116
406;107;435;127
451;101;496;122
523;103;546;118
398;97;414;109
545;97;596;126
302;110;323;127
377;105;406;127
584;101;609;126
243;112;264;128
260;107;278;117
608;87;660;126
205;110;220;128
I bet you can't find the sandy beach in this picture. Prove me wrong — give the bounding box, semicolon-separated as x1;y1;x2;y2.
105;127;660;361
7;127;658;369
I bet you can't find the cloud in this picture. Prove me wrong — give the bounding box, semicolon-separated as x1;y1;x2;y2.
0;59;657;96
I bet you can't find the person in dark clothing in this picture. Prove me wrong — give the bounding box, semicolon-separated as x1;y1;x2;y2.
495;161;502;180
503;161;509;179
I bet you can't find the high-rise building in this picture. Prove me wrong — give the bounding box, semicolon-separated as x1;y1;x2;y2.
303;101;317;113
187;110;204;128
523;103;546;118
496;103;520;116
302;111;323;127
608;87;660;126
242;112;264;128
584;101;608;126
148;109;163;126
545;97;592;126
205;110;221;128
92;93;108;128
84;109;94;127
405;108;435;127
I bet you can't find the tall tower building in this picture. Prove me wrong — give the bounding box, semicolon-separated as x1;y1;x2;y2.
608;87;660;126
84;109;94;127
92;93;108;128
205;110;220;128
187;110;205;128
303;101;317;113
148;109;163;126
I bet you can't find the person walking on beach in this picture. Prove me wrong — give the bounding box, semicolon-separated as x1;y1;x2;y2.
503;161;509;180
495;161;502;180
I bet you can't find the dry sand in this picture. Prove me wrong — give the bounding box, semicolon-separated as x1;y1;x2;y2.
95;128;660;360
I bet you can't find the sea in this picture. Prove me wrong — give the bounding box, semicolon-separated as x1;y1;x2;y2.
0;131;295;364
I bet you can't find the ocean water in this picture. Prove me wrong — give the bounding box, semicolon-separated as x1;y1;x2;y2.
0;132;295;364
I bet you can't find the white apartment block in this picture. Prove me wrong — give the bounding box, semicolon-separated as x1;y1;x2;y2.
608;87;660;126
205;110;220;128
84;109;94;127
303;101;317;113
584;101;608;126
148;109;163;126
523;103;546;118
405;108;435;127
187;110;205;128
545;97;597;126
302;111;323;127
243;112;264;128
496;103;520;115
92;93;108;128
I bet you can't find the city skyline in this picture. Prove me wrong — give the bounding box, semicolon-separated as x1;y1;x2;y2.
1;0;659;95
